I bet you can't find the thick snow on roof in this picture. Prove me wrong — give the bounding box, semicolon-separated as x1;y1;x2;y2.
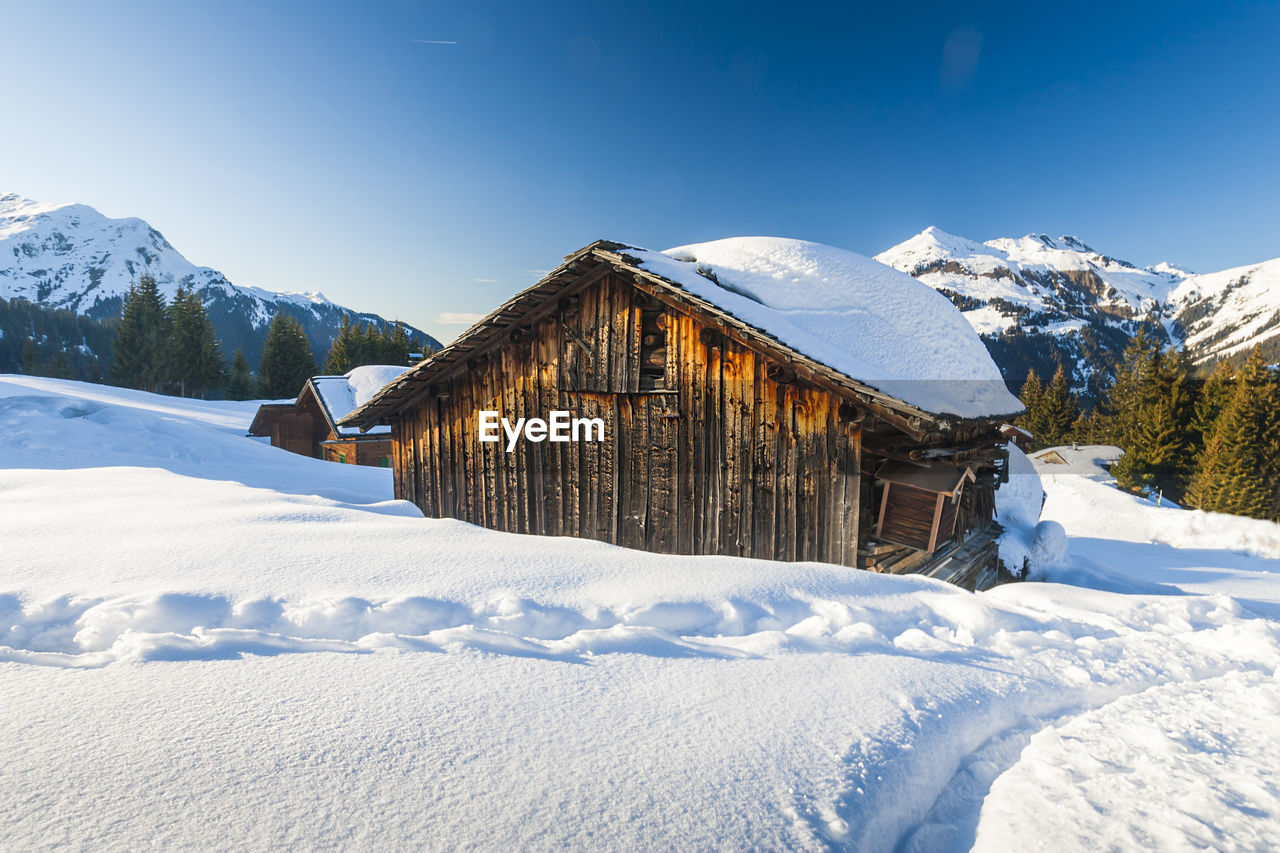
625;236;1022;419
311;365;411;436
1030;445;1124;482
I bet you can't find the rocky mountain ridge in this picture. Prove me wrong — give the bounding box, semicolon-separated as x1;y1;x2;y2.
876;226;1280;397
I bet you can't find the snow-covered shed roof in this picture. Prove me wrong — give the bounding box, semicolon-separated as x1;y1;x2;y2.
342;238;1022;433
1030;445;1124;482
307;365;412;437
246;402;296;437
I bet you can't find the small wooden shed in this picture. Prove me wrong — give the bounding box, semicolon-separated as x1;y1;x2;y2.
248;366;410;467
342;239;1025;588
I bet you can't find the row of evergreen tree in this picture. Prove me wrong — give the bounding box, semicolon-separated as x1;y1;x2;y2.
108;275;426;401
324;314;416;376
110;276;225;396
1016;332;1280;521
0;296;115;381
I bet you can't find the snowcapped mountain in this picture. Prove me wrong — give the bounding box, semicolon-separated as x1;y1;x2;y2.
1170;258;1280;365
876;226;1280;396
0;193;440;366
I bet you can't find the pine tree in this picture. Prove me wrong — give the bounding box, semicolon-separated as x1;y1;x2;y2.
258;313;316;398
1016;369;1045;447
1107;332;1196;497
49;350;73;379
324;315;357;375
20;340;40;375
359;322;381;367
1185;349;1278;519
385;321;411;366
225;349;255;400
1039;365;1081;448
109;274;170;392
1191;360;1235;452
166;286;224;397
1071;406;1111;445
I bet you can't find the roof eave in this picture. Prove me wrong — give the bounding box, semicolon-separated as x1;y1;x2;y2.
338;241;1018;437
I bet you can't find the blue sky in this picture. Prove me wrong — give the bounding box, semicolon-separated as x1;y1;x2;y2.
4;0;1278;343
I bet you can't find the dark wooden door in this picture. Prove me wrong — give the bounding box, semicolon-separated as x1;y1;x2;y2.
616;394;681;552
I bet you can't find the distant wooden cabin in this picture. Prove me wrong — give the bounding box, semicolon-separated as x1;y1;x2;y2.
248;366;410;468
1000;423;1033;452
342;240;1025;589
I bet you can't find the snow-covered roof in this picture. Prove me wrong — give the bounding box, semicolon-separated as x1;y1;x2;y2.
1030;445;1123;482
309;365;412;436
629;237;1023;419
345;238;1023;430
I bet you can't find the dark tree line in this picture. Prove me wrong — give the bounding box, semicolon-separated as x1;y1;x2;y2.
323;314;417;375
257;313;317;399
0;296;114;381
109;275;226;397
108;277;325;401
7;278;432;402
1016;332;1280;521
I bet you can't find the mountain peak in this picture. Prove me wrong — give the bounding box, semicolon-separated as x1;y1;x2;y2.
874;225;990;268
1015;233;1098;255
0;193;442;367
0;192;71;222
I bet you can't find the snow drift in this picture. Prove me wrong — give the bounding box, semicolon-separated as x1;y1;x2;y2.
5;376;1280;851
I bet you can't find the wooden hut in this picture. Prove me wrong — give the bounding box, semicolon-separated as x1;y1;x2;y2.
248;366;410;467
341;239;1026;589
1000;423;1033;452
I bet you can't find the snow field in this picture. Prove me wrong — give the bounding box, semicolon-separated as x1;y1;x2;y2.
5;377;1280;849
974;670;1280;852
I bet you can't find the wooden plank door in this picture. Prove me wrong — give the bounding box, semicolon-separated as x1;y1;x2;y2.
616;394;681;554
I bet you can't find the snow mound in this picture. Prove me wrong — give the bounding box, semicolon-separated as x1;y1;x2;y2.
622;237;1023;419
8;377;1280;850
1028;521;1068;572
973;670;1280;851
994;445;1045;576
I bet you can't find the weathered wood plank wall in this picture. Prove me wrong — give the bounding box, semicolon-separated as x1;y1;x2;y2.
389;273;863;566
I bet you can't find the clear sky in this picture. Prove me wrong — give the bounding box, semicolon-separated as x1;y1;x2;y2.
4;0;1278;343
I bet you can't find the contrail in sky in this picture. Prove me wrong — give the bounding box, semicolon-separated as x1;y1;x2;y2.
410;39;458;44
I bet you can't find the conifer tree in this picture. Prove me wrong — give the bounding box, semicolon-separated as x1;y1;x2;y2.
166;286;224;397
324;315;357;375
324;317;415;373
359;322;381;366
1185;348;1278;519
1191;360;1235;452
1039;365;1081;448
109;274;170;392
1071;406;1111;445
386;321;411;366
1016;369;1045;447
49;350;73;379
1107;332;1196;497
20;340;40;375
225;349;255;401
258;313;316;398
